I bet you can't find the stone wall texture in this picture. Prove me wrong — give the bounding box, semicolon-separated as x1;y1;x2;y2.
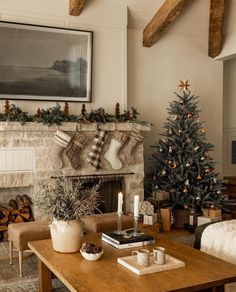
0;122;150;212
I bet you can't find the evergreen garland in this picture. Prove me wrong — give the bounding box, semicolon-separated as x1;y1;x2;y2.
0;101;147;127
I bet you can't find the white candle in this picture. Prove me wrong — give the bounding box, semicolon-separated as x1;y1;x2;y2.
117;192;123;213
134;195;139;217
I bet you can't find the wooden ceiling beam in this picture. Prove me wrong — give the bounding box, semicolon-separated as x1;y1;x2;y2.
208;0;225;58
69;0;88;16
143;0;191;48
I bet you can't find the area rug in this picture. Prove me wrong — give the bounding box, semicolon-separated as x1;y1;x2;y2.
0;242;68;292
170;234;195;247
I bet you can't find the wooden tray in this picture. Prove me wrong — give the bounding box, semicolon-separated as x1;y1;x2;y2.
117;254;185;275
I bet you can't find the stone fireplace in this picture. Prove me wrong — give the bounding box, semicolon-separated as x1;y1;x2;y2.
0;122;150;213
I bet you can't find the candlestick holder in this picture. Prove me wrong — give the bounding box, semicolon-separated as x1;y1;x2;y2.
131;215;143;237
114;212;124;235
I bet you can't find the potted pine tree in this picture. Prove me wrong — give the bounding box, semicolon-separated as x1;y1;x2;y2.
150;82;231;228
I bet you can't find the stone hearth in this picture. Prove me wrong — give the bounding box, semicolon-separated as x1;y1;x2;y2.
0;122;150;212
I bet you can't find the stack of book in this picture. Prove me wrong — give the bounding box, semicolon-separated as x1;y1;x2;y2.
102;231;155;249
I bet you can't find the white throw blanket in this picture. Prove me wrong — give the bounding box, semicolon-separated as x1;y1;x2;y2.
201;220;236;292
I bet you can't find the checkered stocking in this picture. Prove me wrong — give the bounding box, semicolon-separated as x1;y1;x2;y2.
86;129;107;169
66;132;88;170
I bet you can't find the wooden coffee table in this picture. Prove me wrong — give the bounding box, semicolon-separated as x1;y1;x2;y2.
28;232;236;292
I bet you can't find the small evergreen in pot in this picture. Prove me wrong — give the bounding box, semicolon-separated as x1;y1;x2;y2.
34;176;101;253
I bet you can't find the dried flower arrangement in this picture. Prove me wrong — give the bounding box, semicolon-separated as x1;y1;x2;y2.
34;176;101;222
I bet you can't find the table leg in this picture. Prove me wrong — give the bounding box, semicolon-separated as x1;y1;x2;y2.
38;259;52;292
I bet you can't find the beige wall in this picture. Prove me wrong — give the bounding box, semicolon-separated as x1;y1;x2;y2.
0;0;128;113
0;0;224;174
222;59;236;175
127;0;223;173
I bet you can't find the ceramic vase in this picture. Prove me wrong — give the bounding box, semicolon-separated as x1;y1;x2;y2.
50;219;83;253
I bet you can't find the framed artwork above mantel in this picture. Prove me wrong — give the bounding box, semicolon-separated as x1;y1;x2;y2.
0;21;93;102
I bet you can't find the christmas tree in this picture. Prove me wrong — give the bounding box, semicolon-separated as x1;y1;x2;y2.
151;81;223;212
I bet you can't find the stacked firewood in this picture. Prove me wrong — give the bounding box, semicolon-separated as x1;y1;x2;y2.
0;194;34;240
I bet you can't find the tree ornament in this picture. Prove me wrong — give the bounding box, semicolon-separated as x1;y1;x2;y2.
187;113;192;118
185;179;189;186
64;102;69;116
161;169;166;175
178;80;190;92
213;178;217;183
159;147;163;152
172;161;177;168
194;146;199;151
169;146;172;153
168;128;172;134
183;188;188;193
196;195;201;201
178;129;182;135
197;174;202;180
201;156;205;161
186;162;190;167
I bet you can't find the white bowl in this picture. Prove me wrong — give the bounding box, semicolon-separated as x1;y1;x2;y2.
80;249;103;261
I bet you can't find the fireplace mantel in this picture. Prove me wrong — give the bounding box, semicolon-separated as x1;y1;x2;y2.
0;122;151;212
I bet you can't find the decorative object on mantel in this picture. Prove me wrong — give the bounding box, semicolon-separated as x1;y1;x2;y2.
0;100;148;126
0;194;33;240
104;130;127;170
51;129;71;169
124;128;144;165
86;129;108;170
34;176;101;253
66;131;88;170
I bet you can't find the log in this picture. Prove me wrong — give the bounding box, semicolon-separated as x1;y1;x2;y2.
9;199;18;210
22;194;32;207
15;215;24;223
15;195;24;210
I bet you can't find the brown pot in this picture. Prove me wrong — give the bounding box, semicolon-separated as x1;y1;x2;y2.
174;209;189;228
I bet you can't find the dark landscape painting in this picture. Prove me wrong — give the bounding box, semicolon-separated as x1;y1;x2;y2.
0;22;93;102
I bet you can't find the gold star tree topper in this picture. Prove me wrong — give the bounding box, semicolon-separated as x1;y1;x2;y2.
178;80;190;91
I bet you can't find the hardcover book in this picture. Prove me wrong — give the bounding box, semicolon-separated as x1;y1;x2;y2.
102;231;155;249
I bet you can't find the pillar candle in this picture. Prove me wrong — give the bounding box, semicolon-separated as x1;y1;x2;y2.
134;195;139;217
117;192;123;213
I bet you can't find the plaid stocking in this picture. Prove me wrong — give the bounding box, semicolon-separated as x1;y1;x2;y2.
124;129;144;165
66;132;88;170
51;129;71;169
104;130;127;170
86;129;107;170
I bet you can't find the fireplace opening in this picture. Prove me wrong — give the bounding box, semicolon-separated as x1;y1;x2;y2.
81;177;124;213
